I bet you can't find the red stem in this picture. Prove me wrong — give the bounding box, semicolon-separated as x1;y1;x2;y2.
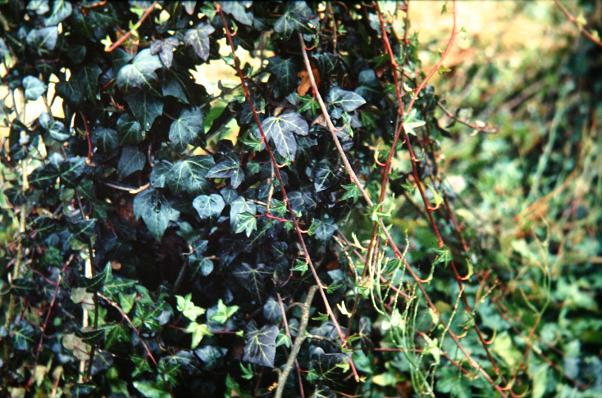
105;2;158;53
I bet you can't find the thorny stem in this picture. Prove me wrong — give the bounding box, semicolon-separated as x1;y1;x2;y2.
216;4;360;382
299;27;509;397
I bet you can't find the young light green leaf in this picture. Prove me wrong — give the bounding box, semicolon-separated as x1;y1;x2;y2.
209;299;239;325
185;322;212;348
176;293;205;321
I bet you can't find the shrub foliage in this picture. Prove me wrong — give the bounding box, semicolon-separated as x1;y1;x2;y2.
1;1;601;398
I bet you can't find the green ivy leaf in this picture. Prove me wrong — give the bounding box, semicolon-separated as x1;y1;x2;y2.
268;57;297;98
133;189;180;241
221;2;253;26
118;146;146;178
262;112;308;160
234;211;257;237
327;87;366;112
133;380;171;398
117;49;163;90
116;114;145;144
308;217;337;240
125;91;164;131
274;2;315;39
230;197;256;232
193;194;225;219
209;299;239;324
92;128;118;152
185;322;212;348
44;0;72;26
402;109;426;135
22;76;46;100
167;156;214;194
26;27;58;52
184;23;215;61
168;107;203;146
243;322;279;368
176;294;205;321
207;157;245;188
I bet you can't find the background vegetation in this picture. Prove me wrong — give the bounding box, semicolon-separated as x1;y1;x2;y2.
0;1;600;397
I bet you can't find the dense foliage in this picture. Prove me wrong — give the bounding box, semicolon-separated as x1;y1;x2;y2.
0;1;600;397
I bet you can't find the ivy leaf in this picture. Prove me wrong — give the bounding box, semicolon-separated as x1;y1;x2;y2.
44;0;72;26
56;65;102;105
234;212;257;237
176;294;205;321
221;1;253;26
116;114;145;144
230;197;256;231
117;49;163;90
243;322;279;368
312;160;335;192
268;57;297;98
207;157;244;188
162;78;189;104
167;156;214;194
309;217;337;240
92;127;118;152
118;146;146;178
133;380;171;398
26;27;58;52
209;299;239;325
402;109;426;135
23;76;46;100
27;0;49;15
233;263;269;299
327;87;366;112
150;37;179;68
125;91;164;131
262;112;308;160
193;194;225;219
184;23;215;61
168;107;203;146
263;297;282;323
39;113;70;142
133;189;180;241
274;2;315;39
185;322;212;349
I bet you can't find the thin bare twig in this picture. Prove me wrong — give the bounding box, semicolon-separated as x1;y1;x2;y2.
274;288;317;398
554;0;602;47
